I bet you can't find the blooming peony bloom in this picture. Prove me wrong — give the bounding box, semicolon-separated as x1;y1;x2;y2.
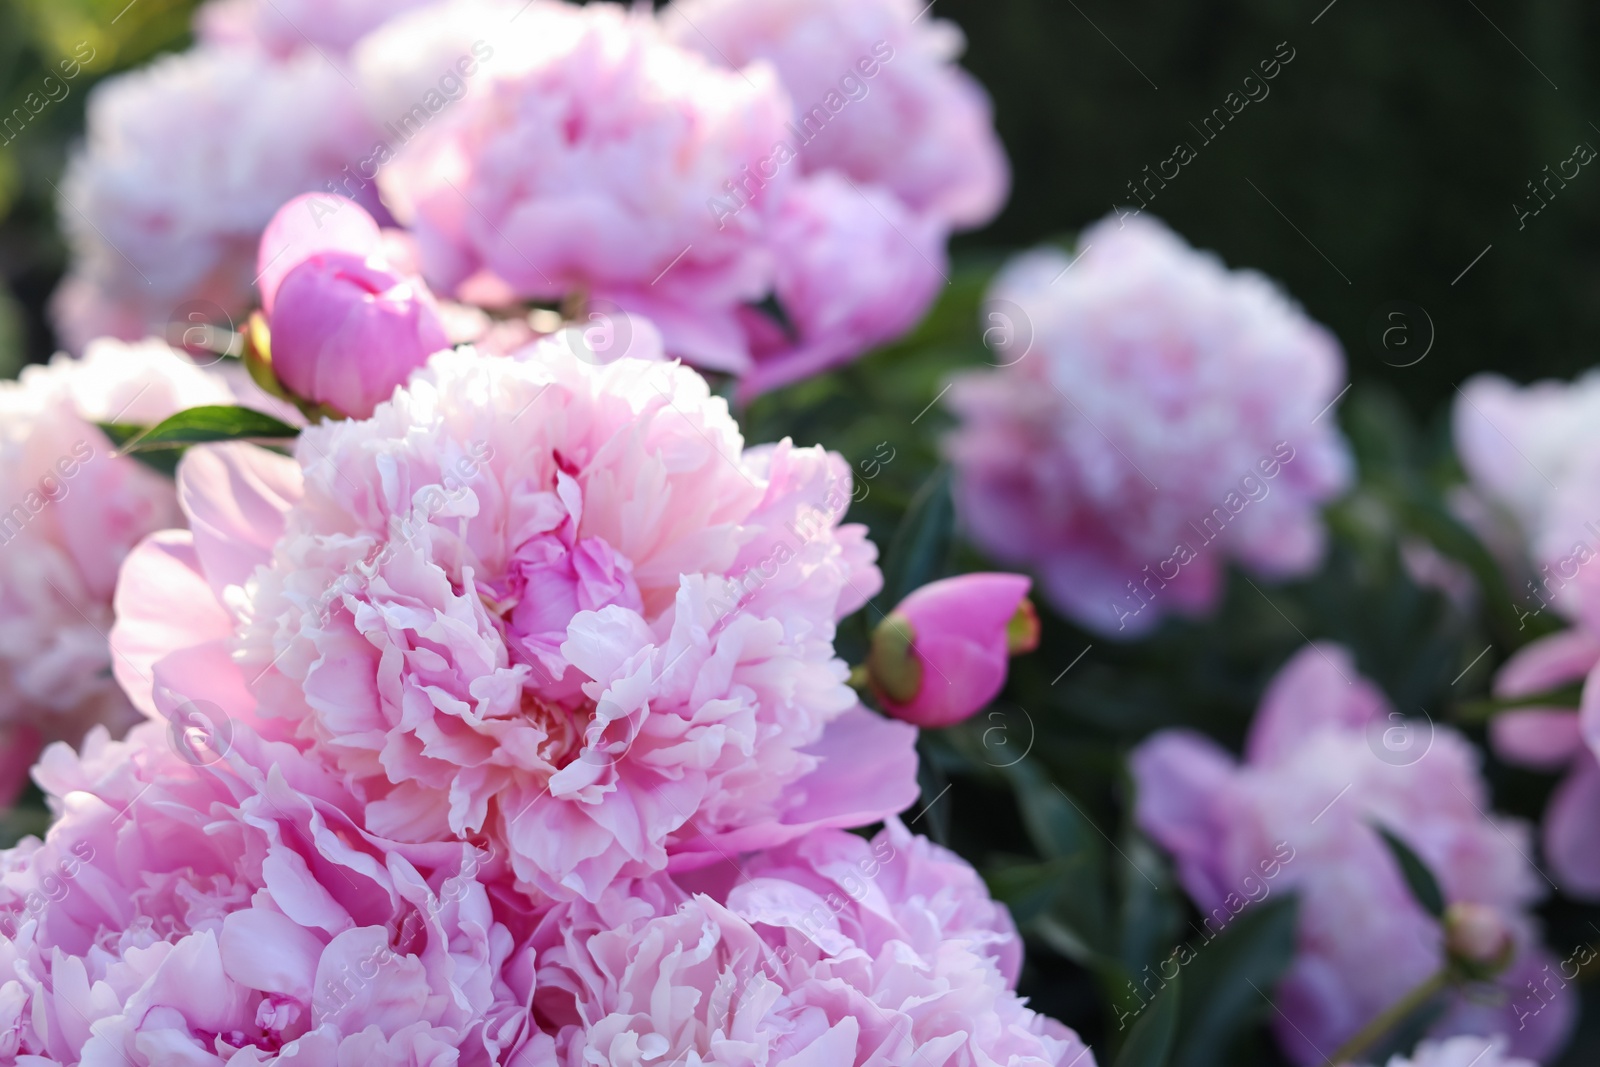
373;0;793;373
0;340;254;807
112;338;918;903
1132;643;1573;1065
1485;628;1600;899
1453;370;1600;621
529;819;1096;1066
1348;1035;1534;1067
944;214;1353;637
665;0;1009;230
0;719;539;1065
50;47;374;352
196;0;434;58
739;172;948;396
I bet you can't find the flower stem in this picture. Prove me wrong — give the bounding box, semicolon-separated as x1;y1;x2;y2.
1328;968;1452;1066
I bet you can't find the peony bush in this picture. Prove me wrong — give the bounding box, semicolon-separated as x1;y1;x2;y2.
4;0;1597;1065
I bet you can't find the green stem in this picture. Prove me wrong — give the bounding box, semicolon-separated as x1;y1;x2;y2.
1329;969;1451;1066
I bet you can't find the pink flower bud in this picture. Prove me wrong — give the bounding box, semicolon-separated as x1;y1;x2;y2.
268;253;450;418
1443;902;1515;979
255;194;450;418
868;573;1038;728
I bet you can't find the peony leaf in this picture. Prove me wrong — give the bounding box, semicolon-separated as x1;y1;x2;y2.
1113;971;1180;1067
104;405;299;453
1170;894;1299;1067
1001;760;1113;959
1373;823;1446;919
881;465;954;604
96;422;181;476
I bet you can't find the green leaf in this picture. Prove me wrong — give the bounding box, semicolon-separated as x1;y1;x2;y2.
985;857;1076;926
109;405;299;453
1113;971;1180;1067
879;466;953;604
1171;894;1300;1067
1119;831;1182;979
1002;760;1101;864
96;422;181;476
1373;823;1446;919
1001;760;1112;959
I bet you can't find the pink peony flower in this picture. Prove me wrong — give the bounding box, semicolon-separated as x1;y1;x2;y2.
1132;644;1573;1065
868;572;1037;728
255;194;451;419
196;0;434;58
665;0;1009;230
50;47;374;352
1486;628;1600;899
0;340;253;807
944;214;1353;637
528;819;1096;1065
111;338;918;903
1453;371;1600;623
374;1;794;374
739;172;948;397
1348;1035;1534;1067
0;720;538;1065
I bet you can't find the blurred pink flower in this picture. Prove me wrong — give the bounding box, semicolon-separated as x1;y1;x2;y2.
739;172;948;396
111;339;916;903
665;0;1009;230
1488;628;1600;899
0;720;538;1065
870;572;1036;728
529;819;1096;1065
945;214;1353;637
377;1;793;373
50;48;374;352
196;0;434;58
256;194;451;418
0;340;254;807
1346;1035;1534;1067
1132;644;1572;1065
1453;371;1600;625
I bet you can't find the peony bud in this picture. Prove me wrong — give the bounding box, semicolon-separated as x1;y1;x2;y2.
254;194;450;419
1443;902;1515;980
868;573;1037;728
269;252;449;419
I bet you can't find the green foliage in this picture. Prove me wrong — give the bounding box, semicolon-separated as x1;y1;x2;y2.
1114;973;1180;1067
1170;897;1300;1067
879;466;955;605
106;404;298;452
1373;824;1447;920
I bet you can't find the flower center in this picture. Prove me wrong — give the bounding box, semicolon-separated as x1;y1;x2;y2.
522;690;588;768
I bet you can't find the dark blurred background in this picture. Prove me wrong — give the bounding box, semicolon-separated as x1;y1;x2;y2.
944;0;1600;416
